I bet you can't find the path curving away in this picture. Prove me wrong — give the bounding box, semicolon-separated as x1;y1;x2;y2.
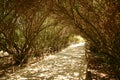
4;43;87;80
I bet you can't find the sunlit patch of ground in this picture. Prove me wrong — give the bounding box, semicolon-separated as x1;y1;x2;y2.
2;42;87;80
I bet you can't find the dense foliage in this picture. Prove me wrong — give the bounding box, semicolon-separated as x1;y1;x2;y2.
51;0;120;79
0;0;75;66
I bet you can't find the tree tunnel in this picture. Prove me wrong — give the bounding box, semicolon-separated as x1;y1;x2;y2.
0;0;120;79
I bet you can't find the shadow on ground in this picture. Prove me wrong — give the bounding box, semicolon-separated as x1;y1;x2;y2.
1;43;87;80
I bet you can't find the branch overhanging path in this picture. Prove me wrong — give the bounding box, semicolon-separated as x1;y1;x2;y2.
5;43;87;80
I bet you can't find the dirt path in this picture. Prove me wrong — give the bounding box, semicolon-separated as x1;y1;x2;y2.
3;43;87;80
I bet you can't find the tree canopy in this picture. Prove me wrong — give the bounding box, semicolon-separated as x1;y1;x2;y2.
0;0;120;79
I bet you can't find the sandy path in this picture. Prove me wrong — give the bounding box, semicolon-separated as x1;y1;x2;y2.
6;43;87;80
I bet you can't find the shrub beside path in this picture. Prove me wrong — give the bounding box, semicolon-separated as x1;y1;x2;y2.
3;43;87;80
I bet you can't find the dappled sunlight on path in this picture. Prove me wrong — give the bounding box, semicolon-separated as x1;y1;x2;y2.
5;42;87;80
